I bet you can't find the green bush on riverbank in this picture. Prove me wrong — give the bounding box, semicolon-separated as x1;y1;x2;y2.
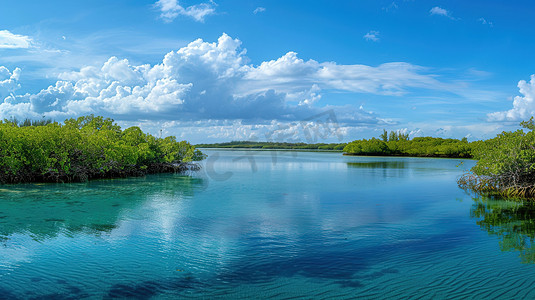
458;118;535;198
0;115;205;183
343;130;472;158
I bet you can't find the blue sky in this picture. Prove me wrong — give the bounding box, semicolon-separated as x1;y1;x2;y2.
1;0;535;143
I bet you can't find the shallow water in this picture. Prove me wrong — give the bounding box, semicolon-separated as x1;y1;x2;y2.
1;150;535;299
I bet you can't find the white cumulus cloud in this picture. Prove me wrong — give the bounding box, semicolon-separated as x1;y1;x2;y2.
0;66;21;99
0;30;32;49
155;0;216;22
1;33;454;128
488;75;535;122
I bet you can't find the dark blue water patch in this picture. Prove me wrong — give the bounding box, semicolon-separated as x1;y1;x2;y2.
355;268;400;281
27;293;87;300
205;220;476;289
105;281;160;299
213;236;389;285
104;276;208;299
44;218;65;222
0;288;21;300
334;279;365;288
25;285;89;300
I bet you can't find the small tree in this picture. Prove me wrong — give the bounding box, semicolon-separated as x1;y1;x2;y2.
380;129;388;142
398;132;409;141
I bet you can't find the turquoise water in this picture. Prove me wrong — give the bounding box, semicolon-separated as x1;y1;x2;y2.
1;150;535;298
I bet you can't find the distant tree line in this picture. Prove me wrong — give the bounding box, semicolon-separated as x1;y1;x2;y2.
0;115;205;183
7;117;54;127
343;130;472;158
196;141;347;151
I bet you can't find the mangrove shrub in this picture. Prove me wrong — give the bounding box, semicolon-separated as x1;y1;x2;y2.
0;115;206;183
458;118;535;198
343;131;472;158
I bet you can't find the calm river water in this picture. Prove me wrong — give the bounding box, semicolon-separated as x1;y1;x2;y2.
1;149;535;299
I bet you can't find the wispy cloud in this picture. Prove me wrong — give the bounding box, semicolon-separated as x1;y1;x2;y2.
154;0;216;23
0;30;32;49
478;17;493;26
382;2;398;12
430;6;455;20
253;7;266;14
363;31;380;42
0;28;195;83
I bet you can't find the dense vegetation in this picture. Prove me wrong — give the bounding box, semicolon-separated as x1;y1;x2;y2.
458;118;535;198
196;141;347;151
343;130;472;158
0;115;205;183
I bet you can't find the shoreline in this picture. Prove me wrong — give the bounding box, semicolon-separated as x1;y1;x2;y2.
197;147;343;152
342;153;474;159
199;148;474;160
0;162;201;185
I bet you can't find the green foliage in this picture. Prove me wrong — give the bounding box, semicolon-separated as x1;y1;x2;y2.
0;115;205;183
398;132;409;141
342;138;389;155
343;130;472;158
380;129;388;142
196;141;347;151
459;118;535;198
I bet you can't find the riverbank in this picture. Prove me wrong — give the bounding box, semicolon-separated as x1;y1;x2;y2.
343;135;472;159
343;152;475;159
198;147;343;152
2;162;201;184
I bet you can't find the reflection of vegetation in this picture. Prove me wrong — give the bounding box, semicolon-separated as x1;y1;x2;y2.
344;130;472;158
0;115;205;183
0;174;203;241
459;118;535;199
347;161;407;169
471;197;535;263
346;161;409;179
196;141;347;151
